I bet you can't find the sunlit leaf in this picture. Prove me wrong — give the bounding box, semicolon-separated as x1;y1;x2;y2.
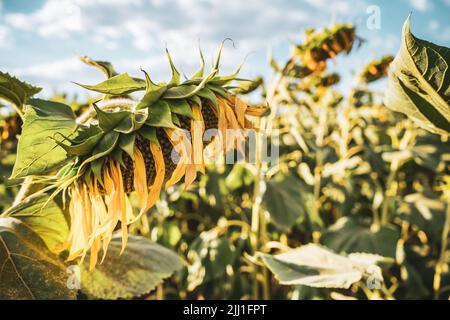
11;99;77;178
80;234;183;299
0;217;76;299
0;72;41;108
385;16;450;135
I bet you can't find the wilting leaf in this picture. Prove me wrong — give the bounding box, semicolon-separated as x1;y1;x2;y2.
263;173;313;230
76;73;146;95
11;99;77;178
260;244;385;289
0;217;76;300
0;72;41;108
385;16;450;135
321;217;400;258
80;234;183;299
4;195;69;254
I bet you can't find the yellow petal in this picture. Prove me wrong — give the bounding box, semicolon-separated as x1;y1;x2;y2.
147;142;165;208
164;128;188;190
217;98;228;153
233;96;248;127
133;148;148;213
191;104;205;174
245;105;268;117
224;101;245;155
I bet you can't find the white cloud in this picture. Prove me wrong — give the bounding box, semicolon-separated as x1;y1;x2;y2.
406;0;431;11
5;0;83;38
0;25;13;48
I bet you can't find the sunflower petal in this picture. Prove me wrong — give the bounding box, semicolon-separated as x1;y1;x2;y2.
164;128;188;190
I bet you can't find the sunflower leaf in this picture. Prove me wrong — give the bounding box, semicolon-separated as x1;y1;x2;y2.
11;99;77;178
385;16;450;135
0;217;76;300
80;234;183;299
0;71;41;108
4;195;69;254
260;244;385;289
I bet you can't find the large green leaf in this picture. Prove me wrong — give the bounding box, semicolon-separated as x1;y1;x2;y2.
80;234;183;299
11;99;77;178
260;244;385;289
76;73;146;95
385;16;450;135
263;173;313;230
0;72;41;108
0;217;76;299
4;195;69;254
321;217;400;258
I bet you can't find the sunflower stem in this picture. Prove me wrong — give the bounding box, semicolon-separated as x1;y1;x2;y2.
13;176;33;206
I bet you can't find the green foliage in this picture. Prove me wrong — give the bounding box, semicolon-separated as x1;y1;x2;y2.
385;16;450;135
0;72;41;108
260;244;385;289
11;99;77;178
0;217;76;300
1;18;450;300
263;173;313;230
81;234;183;299
4;195;69;253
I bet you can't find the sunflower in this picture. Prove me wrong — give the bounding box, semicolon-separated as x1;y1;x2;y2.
359;55;394;84
43;44;267;270
295;23;357;72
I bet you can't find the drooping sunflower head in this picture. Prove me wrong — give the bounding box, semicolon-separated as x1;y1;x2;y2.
295;23;357;72
359;55;394;84
51;44;267;269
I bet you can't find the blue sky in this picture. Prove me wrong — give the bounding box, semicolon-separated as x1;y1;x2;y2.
0;0;449;98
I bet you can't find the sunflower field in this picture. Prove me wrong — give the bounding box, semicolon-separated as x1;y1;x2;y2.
0;15;449;301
